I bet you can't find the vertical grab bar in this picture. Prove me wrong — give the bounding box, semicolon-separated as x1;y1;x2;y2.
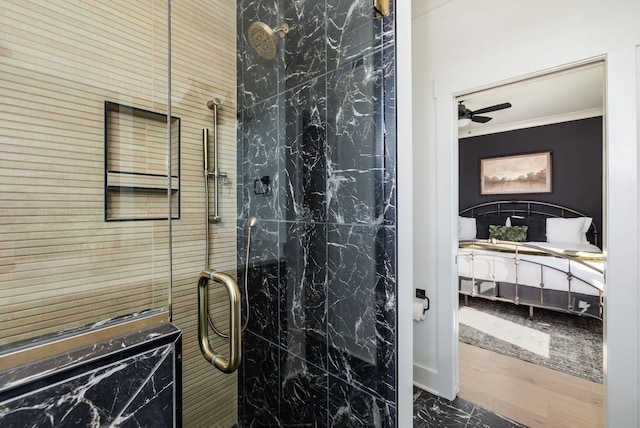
197;269;242;373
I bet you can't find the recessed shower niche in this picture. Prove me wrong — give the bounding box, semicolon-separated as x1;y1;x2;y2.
104;102;180;221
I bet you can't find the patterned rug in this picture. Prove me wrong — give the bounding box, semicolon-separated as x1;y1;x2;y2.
459;296;603;384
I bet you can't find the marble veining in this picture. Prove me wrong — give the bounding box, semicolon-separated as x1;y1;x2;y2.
326;0;387;70
283;77;327;222
240;98;282;221
0;323;181;428
327;225;396;402
237;0;396;425
279;222;327;370
283;0;327;90
326;50;388;226
329;377;396;428
413;387;527;428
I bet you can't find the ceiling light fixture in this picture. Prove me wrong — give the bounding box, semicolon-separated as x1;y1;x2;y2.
458;117;471;127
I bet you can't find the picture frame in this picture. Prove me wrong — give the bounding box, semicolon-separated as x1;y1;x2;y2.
480;151;552;195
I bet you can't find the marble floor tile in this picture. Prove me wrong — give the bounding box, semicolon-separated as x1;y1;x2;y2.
413;387;526;428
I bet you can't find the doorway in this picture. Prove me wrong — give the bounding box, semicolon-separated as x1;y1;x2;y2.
455;61;606;427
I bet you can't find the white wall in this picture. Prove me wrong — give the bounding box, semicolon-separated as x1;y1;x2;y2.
396;1;413;425
411;1;640;426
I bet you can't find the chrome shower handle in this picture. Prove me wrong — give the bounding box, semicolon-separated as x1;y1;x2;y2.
197;269;242;373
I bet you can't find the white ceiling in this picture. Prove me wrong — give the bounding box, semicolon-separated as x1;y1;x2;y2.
457;62;605;138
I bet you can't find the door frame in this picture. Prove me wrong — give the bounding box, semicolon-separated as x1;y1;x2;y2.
424;50;640;426
453;58;607;409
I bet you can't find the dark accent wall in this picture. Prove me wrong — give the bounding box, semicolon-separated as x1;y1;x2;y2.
459;117;603;240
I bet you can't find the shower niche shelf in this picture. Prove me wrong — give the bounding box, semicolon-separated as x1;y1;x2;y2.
104;102;181;221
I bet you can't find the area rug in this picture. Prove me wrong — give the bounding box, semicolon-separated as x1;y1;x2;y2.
458;296;603;384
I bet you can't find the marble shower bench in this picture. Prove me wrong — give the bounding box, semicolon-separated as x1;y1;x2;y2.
0;321;182;427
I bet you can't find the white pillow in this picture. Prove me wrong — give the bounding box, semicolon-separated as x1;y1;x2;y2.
458;216;477;240
546;217;592;244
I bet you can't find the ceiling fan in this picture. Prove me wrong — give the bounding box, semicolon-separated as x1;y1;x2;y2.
458;101;512;127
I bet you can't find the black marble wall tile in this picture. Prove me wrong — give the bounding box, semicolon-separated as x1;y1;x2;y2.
238;0;283;110
326;50;386;225
241;331;282;427
112;346;176;427
240;220;281;344
237;0;397;425
0;324;181;428
326;0;383;70
279;351;328;427
238;218;280;265
244;259;282;344
382;2;395;46
326;224;396;402
375;225;397;386
241;98;283;221
381;45;396;225
279;222;327;369
329;376;396;428
282;0;327;91
282;76;327;222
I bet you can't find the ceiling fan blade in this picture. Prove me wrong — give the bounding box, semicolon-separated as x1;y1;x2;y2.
472;115;492;123
472;102;512;115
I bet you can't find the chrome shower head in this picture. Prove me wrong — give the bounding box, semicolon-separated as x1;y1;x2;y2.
245;216;258;228
247;21;289;60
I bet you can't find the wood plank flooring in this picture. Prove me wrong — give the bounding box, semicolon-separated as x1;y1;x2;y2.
459;342;604;428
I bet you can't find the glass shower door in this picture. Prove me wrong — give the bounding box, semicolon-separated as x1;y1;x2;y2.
236;0;398;425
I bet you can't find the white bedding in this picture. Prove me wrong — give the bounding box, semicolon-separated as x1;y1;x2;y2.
458;241;604;296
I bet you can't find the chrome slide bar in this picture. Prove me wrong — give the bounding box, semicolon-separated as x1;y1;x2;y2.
197;269;242;373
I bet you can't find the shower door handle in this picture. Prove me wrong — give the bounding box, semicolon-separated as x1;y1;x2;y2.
197;269;242;373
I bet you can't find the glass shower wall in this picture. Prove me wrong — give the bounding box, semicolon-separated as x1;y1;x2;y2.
168;0;239;426
237;0;397;426
0;0;171;351
1;1;240;425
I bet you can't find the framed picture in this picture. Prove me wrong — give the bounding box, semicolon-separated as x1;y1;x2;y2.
480;151;552;195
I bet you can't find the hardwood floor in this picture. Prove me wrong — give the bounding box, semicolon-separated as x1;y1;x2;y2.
459;342;604;428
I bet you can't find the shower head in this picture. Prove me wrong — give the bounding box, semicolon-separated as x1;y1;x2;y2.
207;98;221;110
247;21;289;60
245;216;258;228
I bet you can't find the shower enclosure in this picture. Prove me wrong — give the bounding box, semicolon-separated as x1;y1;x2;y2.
0;0;397;426
236;0;398;425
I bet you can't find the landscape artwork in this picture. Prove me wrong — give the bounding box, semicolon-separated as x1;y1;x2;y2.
480;151;552;195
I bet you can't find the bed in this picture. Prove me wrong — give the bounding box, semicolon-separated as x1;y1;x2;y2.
458;200;604;319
